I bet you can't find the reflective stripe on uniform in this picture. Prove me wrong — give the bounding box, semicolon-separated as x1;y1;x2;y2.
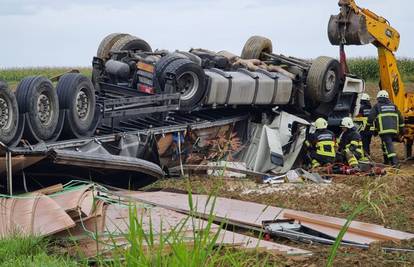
377;112;399;135
316;140;336;157
312;159;321;168
345;140;366;160
387;153;397;158
353;117;368;132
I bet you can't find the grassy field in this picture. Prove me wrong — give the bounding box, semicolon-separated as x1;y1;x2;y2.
347;57;414;82
0;67;92;89
0;57;413;88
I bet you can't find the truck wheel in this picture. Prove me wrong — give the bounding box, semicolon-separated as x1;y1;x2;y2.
111;35;152;59
241;35;273;60
16;76;59;142
306;56;340;104
56;73;96;138
175;51;202;66
161;58;206;110
0;81;19;145
97;33;130;60
154;53;187;91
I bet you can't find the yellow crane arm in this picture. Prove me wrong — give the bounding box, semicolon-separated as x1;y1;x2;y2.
328;0;414;117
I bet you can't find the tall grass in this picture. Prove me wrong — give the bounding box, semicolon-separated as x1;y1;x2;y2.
0;236;79;267
326;179;390;267
348;57;414;82
0;67;92;85
85;185;272;266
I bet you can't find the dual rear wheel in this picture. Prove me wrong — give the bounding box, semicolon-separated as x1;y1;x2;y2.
11;74;97;145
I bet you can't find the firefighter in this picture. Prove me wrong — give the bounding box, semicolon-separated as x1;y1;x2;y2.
355;93;373;155
368;90;404;166
337;117;368;168
305;118;336;168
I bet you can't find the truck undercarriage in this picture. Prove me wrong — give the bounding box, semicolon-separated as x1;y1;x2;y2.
0;34;364;193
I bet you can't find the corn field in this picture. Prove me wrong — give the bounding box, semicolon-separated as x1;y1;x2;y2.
0;67;92;86
347;57;414;82
0;58;413;86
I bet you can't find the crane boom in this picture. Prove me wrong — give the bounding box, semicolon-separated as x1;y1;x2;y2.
328;0;414;147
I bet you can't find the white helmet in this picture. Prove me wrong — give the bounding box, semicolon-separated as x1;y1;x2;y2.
361;93;370;101
315;118;328;130
377;90;389;99
341;117;354;129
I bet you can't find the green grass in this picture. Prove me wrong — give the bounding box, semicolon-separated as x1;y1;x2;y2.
0;184;275;266
0;236;79;267
0;57;413;87
90;185;274;266
347;57;414;82
0;67;92;88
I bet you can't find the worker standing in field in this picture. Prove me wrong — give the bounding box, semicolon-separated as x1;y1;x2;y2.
305;118;336;168
368;90;404;167
354;93;373;155
337;117;368;168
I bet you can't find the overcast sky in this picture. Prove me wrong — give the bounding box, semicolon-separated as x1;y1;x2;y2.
0;0;412;68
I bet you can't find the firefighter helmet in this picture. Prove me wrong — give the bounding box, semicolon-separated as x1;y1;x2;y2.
341;117;354;129
377;90;389;99
361;93;370;101
315;118;328;130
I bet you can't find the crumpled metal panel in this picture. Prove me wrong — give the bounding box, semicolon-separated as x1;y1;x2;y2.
237;111;309;173
51;134;163;179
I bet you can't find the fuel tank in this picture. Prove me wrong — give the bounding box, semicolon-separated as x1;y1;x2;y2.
204;68;292;106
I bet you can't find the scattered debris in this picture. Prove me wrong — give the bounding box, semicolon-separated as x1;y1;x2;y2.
127;191;414;246
207;161;247;178
0;183;312;258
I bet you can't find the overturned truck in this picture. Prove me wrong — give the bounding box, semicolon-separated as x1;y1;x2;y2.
0;34;364;192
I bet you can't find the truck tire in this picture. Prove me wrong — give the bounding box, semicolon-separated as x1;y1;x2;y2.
56;73;96;138
161;58;206;110
306;56;340;104
241;35;273;60
175;51;202;66
97;33;130;60
154;54;187;92
111;35;152;59
16;76;59;142
0;81;19;145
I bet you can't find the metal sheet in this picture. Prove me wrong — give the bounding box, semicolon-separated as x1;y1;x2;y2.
50;149;164;179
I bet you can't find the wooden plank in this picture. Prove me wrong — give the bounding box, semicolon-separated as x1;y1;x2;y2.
216;230;311;255
61;205;310;258
51;185;93;214
283;211;403;242
299;222;377;244
124;191;414;244
34;184;64;195
0;193;76;237
31;194;76;235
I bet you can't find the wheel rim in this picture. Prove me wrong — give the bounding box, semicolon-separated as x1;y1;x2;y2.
37;93;53;126
76;88;90;121
325;70;336;93
0;97;12;130
177;71;199;101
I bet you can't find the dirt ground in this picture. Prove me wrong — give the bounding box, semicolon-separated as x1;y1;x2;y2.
146;83;414;266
